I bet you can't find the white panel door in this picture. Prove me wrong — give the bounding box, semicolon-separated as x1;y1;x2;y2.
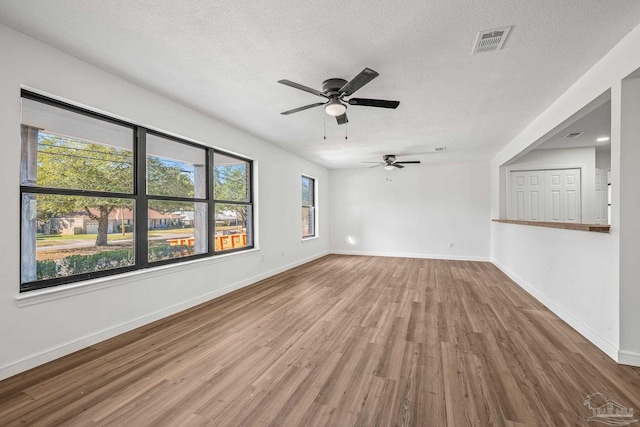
509;170;545;221
510;168;582;222
544;168;581;223
595;168;609;224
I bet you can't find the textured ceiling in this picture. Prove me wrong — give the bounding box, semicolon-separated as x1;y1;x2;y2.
1;1;639;169
535;100;611;152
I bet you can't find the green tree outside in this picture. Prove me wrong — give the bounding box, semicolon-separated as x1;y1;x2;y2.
37;133;194;246
214;163;249;225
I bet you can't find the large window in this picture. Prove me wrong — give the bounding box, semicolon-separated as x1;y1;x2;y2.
20;91;254;292
301;175;316;238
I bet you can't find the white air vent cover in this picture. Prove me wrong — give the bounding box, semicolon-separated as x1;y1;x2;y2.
563;131;584;139
472;26;512;54
422;146;446;153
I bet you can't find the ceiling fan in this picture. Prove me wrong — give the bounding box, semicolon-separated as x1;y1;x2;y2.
278;68;399;125
363;154;421;170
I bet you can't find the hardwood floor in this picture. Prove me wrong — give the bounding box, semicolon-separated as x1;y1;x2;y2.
1;255;639;426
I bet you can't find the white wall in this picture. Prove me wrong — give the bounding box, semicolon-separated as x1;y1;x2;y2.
596;149;612;171
619;75;640;362
506;147;597;223
492;224;618;358
330;160;490;261
0;24;330;380
491;22;640;365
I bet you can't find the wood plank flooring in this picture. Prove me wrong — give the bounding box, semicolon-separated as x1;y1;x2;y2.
1;255;639;426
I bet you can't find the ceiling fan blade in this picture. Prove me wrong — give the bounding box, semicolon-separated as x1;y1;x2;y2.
394;164;405;169
280;102;326;115
395;161;421;164
339;68;379;96
368;164;383;168
336;113;348;125
278;79;328;98
347;98;400;109
362;161;384;164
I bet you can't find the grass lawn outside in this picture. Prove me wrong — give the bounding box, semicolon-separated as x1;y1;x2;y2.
37;232;135;246
37;228;197;247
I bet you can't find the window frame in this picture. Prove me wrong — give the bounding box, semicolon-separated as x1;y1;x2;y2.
19;90;254;292
142;129;212;267
301;175;316;239
213;149;254;255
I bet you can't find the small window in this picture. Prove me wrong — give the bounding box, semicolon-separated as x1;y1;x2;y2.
301;175;316;238
22;194;135;282
21;98;134;193
146;133;207;198
214;153;250;202
147;200;208;262
214;203;253;251
213;152;253;252
145;133;208;263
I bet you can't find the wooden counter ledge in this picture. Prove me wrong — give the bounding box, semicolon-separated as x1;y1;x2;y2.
492;219;610;233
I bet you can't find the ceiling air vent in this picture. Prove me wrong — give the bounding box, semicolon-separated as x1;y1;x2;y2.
472;26;512;54
563;131;584;139
434;146;446;152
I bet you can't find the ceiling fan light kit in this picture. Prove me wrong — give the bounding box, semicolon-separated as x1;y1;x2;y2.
324;98;347;117
278;68;399;125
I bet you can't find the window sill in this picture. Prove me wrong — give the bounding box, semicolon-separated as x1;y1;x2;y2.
492;219;610;233
301;235;319;242
15;247;260;308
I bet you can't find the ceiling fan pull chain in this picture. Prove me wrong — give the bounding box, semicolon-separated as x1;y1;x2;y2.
323;115;326;140
345;123;348;140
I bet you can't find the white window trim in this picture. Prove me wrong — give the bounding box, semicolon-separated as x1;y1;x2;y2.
15;247;261;307
301;174;318;240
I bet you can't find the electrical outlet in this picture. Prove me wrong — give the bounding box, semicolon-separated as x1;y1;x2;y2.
281;250;284;256
448;242;454;248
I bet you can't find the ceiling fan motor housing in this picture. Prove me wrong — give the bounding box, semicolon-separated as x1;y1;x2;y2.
322;78;348;97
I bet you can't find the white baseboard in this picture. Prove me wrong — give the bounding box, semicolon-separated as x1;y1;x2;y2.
618;350;640;367
330;250;490;262
0;251;329;381
491;259;620;363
